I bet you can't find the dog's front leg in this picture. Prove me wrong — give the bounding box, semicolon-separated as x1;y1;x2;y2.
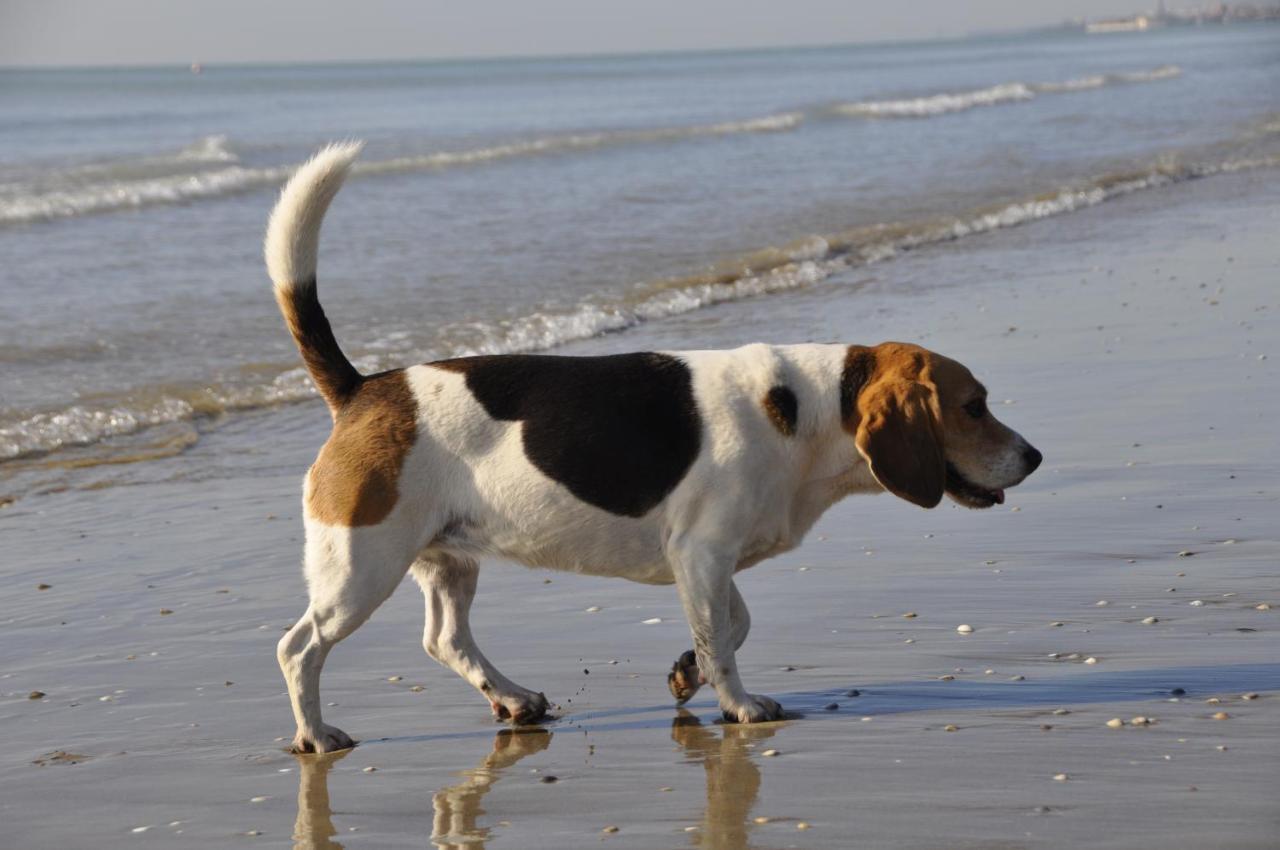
668;541;783;723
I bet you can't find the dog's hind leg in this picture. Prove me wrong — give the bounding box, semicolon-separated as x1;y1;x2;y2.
668;579;750;704
278;525;413;753
413;552;550;724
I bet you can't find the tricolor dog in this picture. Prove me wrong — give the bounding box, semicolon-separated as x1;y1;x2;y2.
267;144;1042;753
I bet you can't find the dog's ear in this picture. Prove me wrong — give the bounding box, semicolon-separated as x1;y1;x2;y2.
854;379;945;508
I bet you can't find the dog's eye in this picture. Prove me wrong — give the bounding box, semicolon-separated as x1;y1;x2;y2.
964;398;986;419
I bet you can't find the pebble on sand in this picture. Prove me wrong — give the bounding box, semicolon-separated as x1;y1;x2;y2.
602;825;620;833
938;674;955;681
761;749;780;757
1010;674;1025;681
943;724;958;732
1242;692;1259;700
1189;600;1205;607
1256;603;1272;611
159;608;174;615
362;766;378;772
1141;616;1159;625
585;606;601;612
1053;773;1069;782
956;624;974;634
28;691;45;700
387;675;402;682
1129;716;1152;726
642;618;662;625
1084;657;1098;665
1212;711;1230;720
902;612;918;619
1106;718;1124;728
796;822;811;830
753;816;771;824
1052;709;1071;716
37;583;51;590
824;702;839;711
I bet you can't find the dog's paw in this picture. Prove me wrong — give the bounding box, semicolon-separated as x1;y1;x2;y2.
489;689;550;725
721;694;784;724
667;649;704;704
290;724;356;754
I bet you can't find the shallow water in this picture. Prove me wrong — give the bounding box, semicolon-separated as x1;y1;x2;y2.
1;24;1278;492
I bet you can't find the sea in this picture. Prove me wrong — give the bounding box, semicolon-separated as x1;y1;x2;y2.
1;24;1278;500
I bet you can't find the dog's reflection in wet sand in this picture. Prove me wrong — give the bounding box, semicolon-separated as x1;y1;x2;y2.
292;715;777;849
430;728;552;849
671;709;778;849
292;748;349;850
291;728;551;850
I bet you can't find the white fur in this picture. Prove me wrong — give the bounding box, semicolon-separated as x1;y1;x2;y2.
269;144;1037;752
264;142;363;290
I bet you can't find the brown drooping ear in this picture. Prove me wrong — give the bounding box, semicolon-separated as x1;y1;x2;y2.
854;379;945;508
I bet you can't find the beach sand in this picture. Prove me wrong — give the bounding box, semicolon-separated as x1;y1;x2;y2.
2;168;1277;849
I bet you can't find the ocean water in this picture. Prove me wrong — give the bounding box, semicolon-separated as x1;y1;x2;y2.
1;24;1278;498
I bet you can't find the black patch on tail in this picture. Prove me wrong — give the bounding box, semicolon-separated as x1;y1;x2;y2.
281;278;362;409
436;353;701;517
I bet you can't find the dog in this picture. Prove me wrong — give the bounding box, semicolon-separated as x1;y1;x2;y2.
267;144;1042;753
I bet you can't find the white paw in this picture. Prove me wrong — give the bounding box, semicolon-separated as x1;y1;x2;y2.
291;723;356;754
488;688;550;725
721;693;784;724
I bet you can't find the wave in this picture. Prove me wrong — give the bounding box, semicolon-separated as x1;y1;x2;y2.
833;64;1180;118
0;63;1181;226
2;145;1274;468
0;114;803;226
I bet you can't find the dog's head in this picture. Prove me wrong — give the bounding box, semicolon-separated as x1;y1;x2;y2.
843;342;1041;509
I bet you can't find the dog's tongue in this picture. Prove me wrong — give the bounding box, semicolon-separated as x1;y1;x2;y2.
993;489;1005;504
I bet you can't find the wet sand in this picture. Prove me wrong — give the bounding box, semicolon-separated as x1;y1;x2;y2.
2;169;1278;848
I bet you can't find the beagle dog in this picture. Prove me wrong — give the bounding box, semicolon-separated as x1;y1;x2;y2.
267;144;1042;753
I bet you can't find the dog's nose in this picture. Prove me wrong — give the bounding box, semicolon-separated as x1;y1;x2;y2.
1023;446;1043;473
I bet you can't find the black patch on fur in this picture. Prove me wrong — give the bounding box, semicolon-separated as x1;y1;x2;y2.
764;385;798;436
840;345;875;424
435;353;701;517
282;278;363;409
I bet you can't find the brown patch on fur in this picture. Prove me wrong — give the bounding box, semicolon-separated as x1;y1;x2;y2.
844;343;944;508
762;385;798;436
305;369;418;527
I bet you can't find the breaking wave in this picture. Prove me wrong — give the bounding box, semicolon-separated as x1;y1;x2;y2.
1;144;1273;467
0;65;1181;226
0;113;802;226
833;65;1180;118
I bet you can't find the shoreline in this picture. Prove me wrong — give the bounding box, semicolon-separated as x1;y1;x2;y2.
2;164;1277;848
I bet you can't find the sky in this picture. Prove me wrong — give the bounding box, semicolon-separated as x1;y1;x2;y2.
1;0;1158;67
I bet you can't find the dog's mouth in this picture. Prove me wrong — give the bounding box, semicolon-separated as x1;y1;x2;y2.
945;462;1005;509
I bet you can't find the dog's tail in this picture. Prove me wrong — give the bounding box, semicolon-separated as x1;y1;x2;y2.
264;142;365;415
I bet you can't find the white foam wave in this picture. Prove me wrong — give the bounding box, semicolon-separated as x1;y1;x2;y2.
0;114;802;226
835;65;1181;119
2;147;1273;464
0;164;290;224
176;134;239;163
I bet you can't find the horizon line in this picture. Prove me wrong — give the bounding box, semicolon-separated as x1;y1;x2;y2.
0;24;1061;73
